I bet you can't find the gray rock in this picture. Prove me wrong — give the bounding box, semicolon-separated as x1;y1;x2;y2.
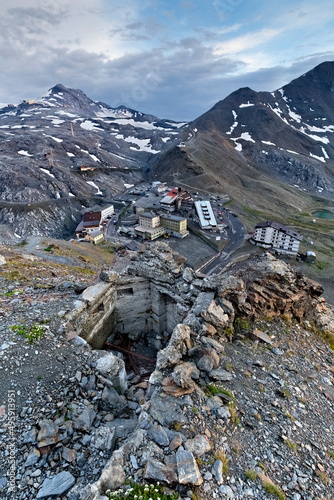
144;460;178;484
201;336;225;353
73;406;96;430
148;424;170;447
209;368;233;382
192;292;215;316
96;352;128;394
100;386;127;415
37;419;59;447
219;484;234;497
176;450;203;485
184;435;211;456
213;459;224;485
91;426;116;451
149;392;188;426
172;362;199;389
22;429;37;444
36;471;75;498
0;255;6;266
24;448;40;467
201;301;229;330
156;324;191;370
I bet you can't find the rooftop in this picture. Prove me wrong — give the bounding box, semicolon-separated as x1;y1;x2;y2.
255;221;303;241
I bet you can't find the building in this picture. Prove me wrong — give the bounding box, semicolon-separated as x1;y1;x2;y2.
160;187;193;212
139;212;161;228
160;188;179;212
195;200;218;230
161;214;189;238
251;221;303;255
151;181;167;193
134;225;166;240
85;229;104;244
83;211;101;231
101;205;114;220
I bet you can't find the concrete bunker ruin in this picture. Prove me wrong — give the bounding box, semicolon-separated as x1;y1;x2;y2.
68;273;186;350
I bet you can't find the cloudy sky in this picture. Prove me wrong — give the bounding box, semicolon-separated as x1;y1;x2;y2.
1;0;333;120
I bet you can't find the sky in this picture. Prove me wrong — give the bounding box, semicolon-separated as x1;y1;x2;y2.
0;0;334;121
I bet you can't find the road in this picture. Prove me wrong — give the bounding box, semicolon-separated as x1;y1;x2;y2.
200;211;247;275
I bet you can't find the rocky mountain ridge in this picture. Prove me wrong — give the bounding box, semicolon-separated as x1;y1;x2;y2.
0;84;185;238
0;242;333;499
151;61;334;219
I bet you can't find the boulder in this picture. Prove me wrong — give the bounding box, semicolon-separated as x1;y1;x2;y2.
36;471;75;498
176;450;203;485
100;386;127;415
184;435;211;456
156;324;191;370
37;419;59;447
201;301;229;331
144;460;178;484
91;426;116;451
172;362;200;389
96;352;128;394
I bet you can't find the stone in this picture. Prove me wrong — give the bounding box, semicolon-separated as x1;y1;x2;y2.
172;362;200;389
95;463;126;493
81;282;110;305
212;459;224;485
96;352;128;394
36;471;75;498
100;386;128;415
37;419;59;447
184;435;211;456
201;336;225;353
156;324;191;370
24;448;40;467
197;348;220;372
219;485;234;497
176;450;203;485
192;292;215;316
148;424;170;447
201;322;217;336
169;434;183;451
144;460;178;484
149;392;188;426
91;426;117;451
73;406;96;430
201;301;229;330
62;446;77;463
22;429;37;444
209;368;233;382
183;267;194;283
0;256;6;266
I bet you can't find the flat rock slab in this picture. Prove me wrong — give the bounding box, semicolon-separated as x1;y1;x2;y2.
36;471;75;498
144;460;178;484
81;282;110;304
149;393;188;426
209;368;233;382
251;328;273;344
184;435;211;456
176;450;203;485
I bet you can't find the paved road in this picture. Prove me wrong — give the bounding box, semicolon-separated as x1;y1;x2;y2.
200;212;247;275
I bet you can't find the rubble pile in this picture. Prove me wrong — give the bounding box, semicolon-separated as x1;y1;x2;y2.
0;243;333;499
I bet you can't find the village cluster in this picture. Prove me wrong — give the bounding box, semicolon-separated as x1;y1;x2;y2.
74;180;311;261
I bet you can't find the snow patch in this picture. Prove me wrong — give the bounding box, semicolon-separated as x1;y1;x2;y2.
18;150;33;156
67;152;75;157
86;180;102;195
239;102;254;108
40;168;55;178
80;120;103;131
261;140;276;146
310;152;326;163
124;183;134;189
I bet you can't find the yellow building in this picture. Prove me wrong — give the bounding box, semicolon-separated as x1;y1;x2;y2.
139;212;161;228
161;214;189;238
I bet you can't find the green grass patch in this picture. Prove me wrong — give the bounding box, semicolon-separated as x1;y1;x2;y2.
262;479;285;500
245;469;257;481
10;323;44;344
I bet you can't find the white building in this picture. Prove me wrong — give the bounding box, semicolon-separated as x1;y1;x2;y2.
252;221;303;255
195;200;217;229
101;205;114;219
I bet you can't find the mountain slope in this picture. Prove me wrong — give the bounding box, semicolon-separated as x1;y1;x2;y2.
152;61;334;218
0;84;185;237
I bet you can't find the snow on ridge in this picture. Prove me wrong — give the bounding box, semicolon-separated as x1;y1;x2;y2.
278;89;284;97
86;180;102;195
115;133;160;154
262;140;276;146
239;102;254;108
45;135;63;143
226;110;238;135
321;147;329;159
310;152;326;163
80;120;103;131
18;150;33;156
40;168;55;178
288;109;302;123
